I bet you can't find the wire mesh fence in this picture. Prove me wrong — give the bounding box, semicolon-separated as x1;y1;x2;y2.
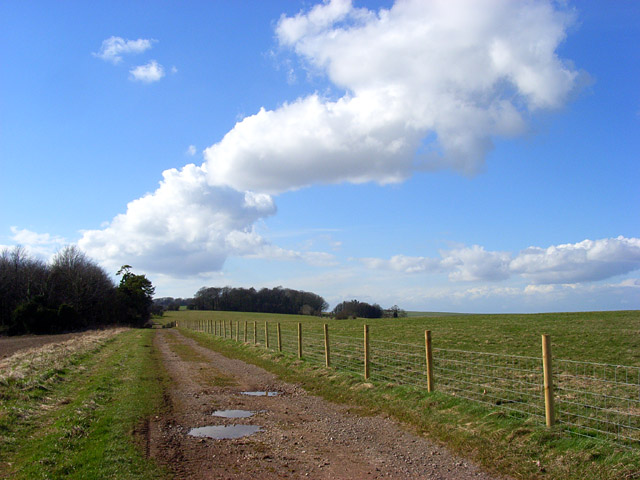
554;359;640;444
433;347;545;419
178;317;640;448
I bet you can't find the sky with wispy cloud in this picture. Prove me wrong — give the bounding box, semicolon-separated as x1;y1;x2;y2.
1;0;638;312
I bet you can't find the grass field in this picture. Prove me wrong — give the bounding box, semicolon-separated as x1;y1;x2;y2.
169;309;640;480
0;329;169;480
1;311;637;479
166;309;640;365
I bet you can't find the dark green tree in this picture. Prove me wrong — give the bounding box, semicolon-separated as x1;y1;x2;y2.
49;246;116;329
116;265;155;327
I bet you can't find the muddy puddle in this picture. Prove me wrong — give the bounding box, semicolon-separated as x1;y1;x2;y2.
188;424;262;439
241;391;279;396
212;409;255;418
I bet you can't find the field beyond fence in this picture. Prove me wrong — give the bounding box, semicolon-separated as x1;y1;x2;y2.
176;311;640;449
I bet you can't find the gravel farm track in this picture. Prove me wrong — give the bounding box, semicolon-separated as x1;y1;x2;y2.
149;329;508;479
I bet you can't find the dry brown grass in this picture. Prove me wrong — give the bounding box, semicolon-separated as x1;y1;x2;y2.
0;328;126;386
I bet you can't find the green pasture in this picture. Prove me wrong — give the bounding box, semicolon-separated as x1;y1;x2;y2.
169;309;640;480
164;309;640;365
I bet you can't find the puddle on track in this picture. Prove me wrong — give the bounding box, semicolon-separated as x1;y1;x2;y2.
188;425;262;439
241;391;279;397
212;409;255;418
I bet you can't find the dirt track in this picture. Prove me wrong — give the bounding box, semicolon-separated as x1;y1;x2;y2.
149;329;507;479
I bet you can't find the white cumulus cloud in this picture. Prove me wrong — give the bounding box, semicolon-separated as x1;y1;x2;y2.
93;36;156;64
359;254;440;274
78;164;276;275
80;0;585;279
76;164;333;276
204;0;579;193
510;236;640;284
441;245;512;282
359;237;640;285
129;60;165;83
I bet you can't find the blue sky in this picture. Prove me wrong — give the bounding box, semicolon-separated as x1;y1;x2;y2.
1;0;639;313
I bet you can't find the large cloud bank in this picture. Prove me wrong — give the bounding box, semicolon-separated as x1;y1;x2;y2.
78;165;276;275
80;0;581;274
360;236;640;284
205;0;578;193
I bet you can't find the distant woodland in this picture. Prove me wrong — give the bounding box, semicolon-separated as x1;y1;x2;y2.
155;287;407;319
156;286;329;316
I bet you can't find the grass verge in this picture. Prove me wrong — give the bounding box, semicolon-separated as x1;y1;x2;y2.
0;329;169;480
180;327;640;480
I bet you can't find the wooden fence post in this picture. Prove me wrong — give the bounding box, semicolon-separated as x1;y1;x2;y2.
324;324;330;367
277;323;282;352
542;334;555;427
297;323;303;359
425;330;434;392
265;322;269;349
364;324;370;380
244;321;247;343
253;321;257;345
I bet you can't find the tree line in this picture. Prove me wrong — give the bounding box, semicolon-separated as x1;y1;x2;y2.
155;287;406;319
0;246;155;335
157;286;330;316
331;300;407;319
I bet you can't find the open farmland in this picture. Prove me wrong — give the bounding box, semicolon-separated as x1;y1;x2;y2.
166;309;640;364
1;310;638;480
169;309;640;479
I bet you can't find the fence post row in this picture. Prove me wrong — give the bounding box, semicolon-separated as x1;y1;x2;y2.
186;321;559;431
542;334;555;427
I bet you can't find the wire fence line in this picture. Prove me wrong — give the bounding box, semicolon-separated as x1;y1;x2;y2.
179;318;640;448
